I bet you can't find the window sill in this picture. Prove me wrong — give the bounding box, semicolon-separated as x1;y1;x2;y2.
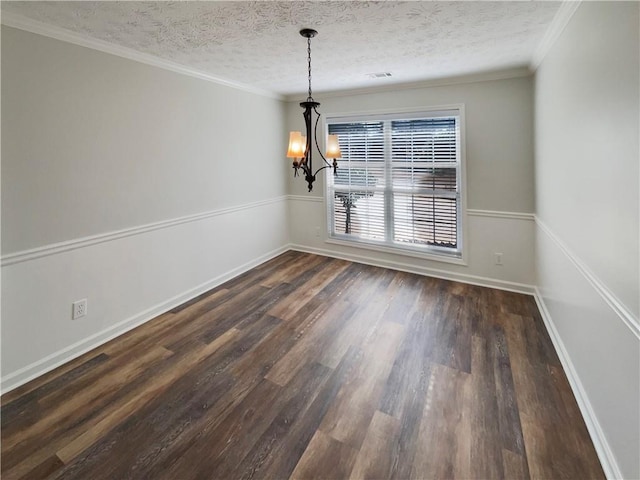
325;237;467;266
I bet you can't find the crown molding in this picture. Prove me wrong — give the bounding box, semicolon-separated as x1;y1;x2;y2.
530;0;582;70
1;12;284;100
283;66;532;102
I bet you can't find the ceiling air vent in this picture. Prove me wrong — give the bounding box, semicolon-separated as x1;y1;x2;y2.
367;72;392;79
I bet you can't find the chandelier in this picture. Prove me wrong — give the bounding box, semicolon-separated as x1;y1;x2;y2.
286;29;342;192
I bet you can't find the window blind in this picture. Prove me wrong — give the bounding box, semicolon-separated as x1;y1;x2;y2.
327;111;462;258
330;122;385;241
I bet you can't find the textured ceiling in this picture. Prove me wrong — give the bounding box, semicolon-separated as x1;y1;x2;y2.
1;1;562;96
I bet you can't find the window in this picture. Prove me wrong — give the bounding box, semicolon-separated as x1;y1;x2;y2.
326;107;464;260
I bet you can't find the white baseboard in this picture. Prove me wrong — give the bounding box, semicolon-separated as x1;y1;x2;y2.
289;243;535;295
0;245;289;394
533;288;622;480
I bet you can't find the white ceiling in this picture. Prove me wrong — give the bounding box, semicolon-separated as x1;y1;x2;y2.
1;1;562;97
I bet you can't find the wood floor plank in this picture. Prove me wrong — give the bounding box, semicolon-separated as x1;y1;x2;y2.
348;410;400;480
491;323;528;458
230;349;358;480
379;278;443;419
469;335;505;479
547;364;605;477
282;262;365;332
317;267;395;369
56;328;240;464
374;278;446;477
377;271;424;326
410;363;471;480
267;257;350;321
432;291;472;373
290;429;358;480
319;321;405;449
48;315;279;479
16;454;64;480
502;448;530;480
2;346;174;477
168;286;229;314
1;353;109;435
1;251;605;480
264;299;358;386
504;313;551;420
259;251;326;288
157;377;284;479
99;310;181;357
221;250;304;292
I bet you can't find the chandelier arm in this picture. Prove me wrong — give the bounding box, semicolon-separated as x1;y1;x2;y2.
300;160;313;177
313;164;333;176
313;107;332;168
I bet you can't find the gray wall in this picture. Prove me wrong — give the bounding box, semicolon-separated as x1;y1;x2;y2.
2;26;287;254
534;2;639;478
288;76;535;213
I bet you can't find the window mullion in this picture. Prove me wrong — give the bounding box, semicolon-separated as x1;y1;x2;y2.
384;120;393;244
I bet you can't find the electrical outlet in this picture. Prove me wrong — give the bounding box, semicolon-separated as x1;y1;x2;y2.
315;227;320;237
72;299;87;319
494;253;503;266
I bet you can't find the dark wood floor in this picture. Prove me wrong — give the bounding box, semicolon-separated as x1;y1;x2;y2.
1;251;604;479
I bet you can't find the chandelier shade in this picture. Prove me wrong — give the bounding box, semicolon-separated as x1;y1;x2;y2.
286;131;306;159
325;134;342;158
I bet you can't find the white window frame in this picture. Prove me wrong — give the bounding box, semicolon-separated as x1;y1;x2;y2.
323;104;467;266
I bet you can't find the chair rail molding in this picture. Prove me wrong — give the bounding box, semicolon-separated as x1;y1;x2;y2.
1;196;288;267
467;209;535;221
536;216;639;339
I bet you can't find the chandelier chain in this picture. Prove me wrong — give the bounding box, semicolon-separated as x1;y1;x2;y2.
307;36;312;100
